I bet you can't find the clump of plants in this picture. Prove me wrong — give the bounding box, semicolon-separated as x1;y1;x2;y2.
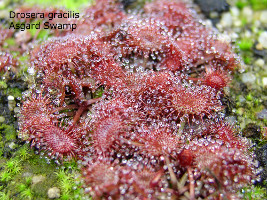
0;0;259;199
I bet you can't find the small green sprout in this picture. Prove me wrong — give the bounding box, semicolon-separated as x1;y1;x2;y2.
56;168;81;198
25;177;32;186
20;188;33;200
93;87;105;98
0;191;10;200
56;169;70;181
243;55;252;64
5;159;21;175
0;171;12;182
56;169;75;193
17;144;31;160
246;93;253;101
18;183;28;192
59;177;73;193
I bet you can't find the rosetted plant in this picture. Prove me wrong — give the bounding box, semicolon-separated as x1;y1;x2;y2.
18;0;257;199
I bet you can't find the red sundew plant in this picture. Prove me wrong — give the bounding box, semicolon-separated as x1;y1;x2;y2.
171;84;223;122
82;160;166;199
86;0;125;23
31;34;125;102
187;66;231;90
202;67;231;90
0;51;18;72
35;124;86;160
133;125;181;159
143;0;197;35
17;0;258;199
195;145;255;199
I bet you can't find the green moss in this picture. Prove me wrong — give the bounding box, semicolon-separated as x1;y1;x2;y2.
55;166;83;199
18;54;29;63
243;55;252;64
4;130;17;141
249;0;267;10
31;181;49;198
241;185;267;199
15;144;31;161
0;81;8;89
18;183;28;193
0;170;13;182
20;188;33;200
236;0;249;9
238;39;254;51
5;159;21;174
7;87;22;98
6;153;59;199
60;193;72;200
0;189;11;200
236;0;267;10
246;93;253;101
3;38;16;47
0;124;17;141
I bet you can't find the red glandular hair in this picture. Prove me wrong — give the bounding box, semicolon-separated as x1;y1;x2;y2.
19;92;55;136
19;91;88;160
105;16;189;72
88;98;134;157
187;67;231;91
34;124;88;161
133;125;180;158
195;145;255;197
144;0;239;71
204;121;248;149
17;0;256;199
0;51;18;72
118;72;176;121
82;161;125;198
115;17;174;57
114;71;223;125
37;124;86;160
178;122;255;198
26;121;88;161
208;39;239;71
82;0;126;32
131;167;164;198
172;84;223;122
14;1;126;37
201;67;231;90
82;160;165;199
176;149;194;168
144;0;196;35
56;0;126;36
91;116;125;156
31;34;125;100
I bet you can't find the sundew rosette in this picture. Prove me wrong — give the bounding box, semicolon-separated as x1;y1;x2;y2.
18;0;258;199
